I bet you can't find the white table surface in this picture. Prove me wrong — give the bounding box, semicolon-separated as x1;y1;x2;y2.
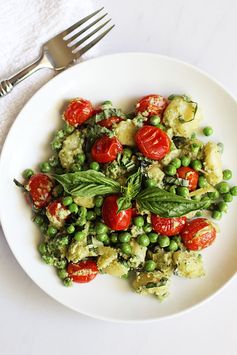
1;0;237;354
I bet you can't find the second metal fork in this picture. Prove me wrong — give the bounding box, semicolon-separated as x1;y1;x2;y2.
0;8;114;97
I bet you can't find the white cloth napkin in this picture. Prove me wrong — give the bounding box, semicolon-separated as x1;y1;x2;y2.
0;0;98;150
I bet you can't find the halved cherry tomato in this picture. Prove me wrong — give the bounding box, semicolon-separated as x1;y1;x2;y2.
46;199;70;227
67;260;98;283
177;166;199;191
135;125;170;160
181;218;216;250
98;116;123;129
151;215;186;236
28;173;53;208
91;135;123;163
136;94;168;117
64;98;93;126
102;195;132;231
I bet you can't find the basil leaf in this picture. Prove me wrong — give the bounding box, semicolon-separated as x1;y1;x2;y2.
117;197;132;213
53;170;120;197
116;169;142;213
136;187;210;217
163;176;189;187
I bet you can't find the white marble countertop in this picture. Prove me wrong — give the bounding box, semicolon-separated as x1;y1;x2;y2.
1;0;237;354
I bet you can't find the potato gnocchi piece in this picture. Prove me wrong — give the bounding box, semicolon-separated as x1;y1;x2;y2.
128;240;147;268
133;271;170;301
97;246;118;270
203;142;223;185
102;260;129;278
59;130;84;169
147;162;165;187
67;240;97;263
173;250;205;278
115;120;138;146
148;248;174;275
73;196;95;208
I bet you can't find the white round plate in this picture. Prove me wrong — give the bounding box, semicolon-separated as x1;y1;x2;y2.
0;53;237;322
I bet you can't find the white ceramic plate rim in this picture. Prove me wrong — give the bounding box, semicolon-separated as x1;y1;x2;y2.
1;52;237;323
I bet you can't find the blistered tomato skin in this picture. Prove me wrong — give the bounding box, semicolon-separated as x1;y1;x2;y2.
91;135;123;163
181;218;216;250
135;125;171;160
102;195;132;231
151;215;187;236
177;167;199;191
136;94;168;117
28;173;53;208
67;260;98;283
64;98;93;126
98;116;123;129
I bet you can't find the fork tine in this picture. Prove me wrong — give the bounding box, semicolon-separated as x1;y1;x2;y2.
71;19;111;51
75;25;115;57
62;7;104;38
67;13;108;45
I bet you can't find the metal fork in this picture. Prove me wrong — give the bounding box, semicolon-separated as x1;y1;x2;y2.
0;8;114;97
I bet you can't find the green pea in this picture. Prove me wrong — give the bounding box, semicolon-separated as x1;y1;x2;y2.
49;155;59;167
97;233;109;242
51;139;62;150
123;148;132;158
216;182;230;194
40;162;51;173
191;160;202;171
217;142;224;154
165;164;177;176
198;176;207;188
150;115;161;126
57;269;68;279
110;233;118;243
60;236;69;245
86;211;96;221
90;161;100;171
42;255;54;265
195;211;203;217
96;222;108;234
134;216;145;227
176;186;189;197
171;158;181;169
121;243;132;255
103;237;110;245
203;126;213;136
76;217;86;227
69;203;79;214
47;226;57;237
223;169;232;181
148;232;159;243
169;186;176;194
144;260;156;272
63;277;73;287
63;196;73;206
230;186;237;196
208;190;220;200
94;196;104;208
79;207;87;219
76;153;86;165
158;235;170;248
74;231;85;242
146;178;157;188
119;232;131;243
167;240;178;251
137;234;150;247
38;242;47;254
22;168;34;179
54;259;67;269
95;207;102;216
181;156;190;167
63;122;75;134
67;225;75;234
143;224;152;233
34;215;44;226
212;210;222;220
71;163;82;172
218;201;228;213
222;193;233;203
55;129;65;139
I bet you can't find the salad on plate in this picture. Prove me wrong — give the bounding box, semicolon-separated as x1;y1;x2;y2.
15;94;237;301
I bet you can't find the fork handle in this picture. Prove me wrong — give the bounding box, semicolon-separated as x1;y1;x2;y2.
0;53;53;97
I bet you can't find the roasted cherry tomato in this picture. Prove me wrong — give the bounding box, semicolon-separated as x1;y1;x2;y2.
181;218;216;250
64;98;93;126
135;125;170;160
151;215;187;236
177;166;199;191
28;173;53;208
91;135;123;163
98;116;123;129
67;260;98;283
136;94;168;117
46;199;70;228
102;195;132;231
